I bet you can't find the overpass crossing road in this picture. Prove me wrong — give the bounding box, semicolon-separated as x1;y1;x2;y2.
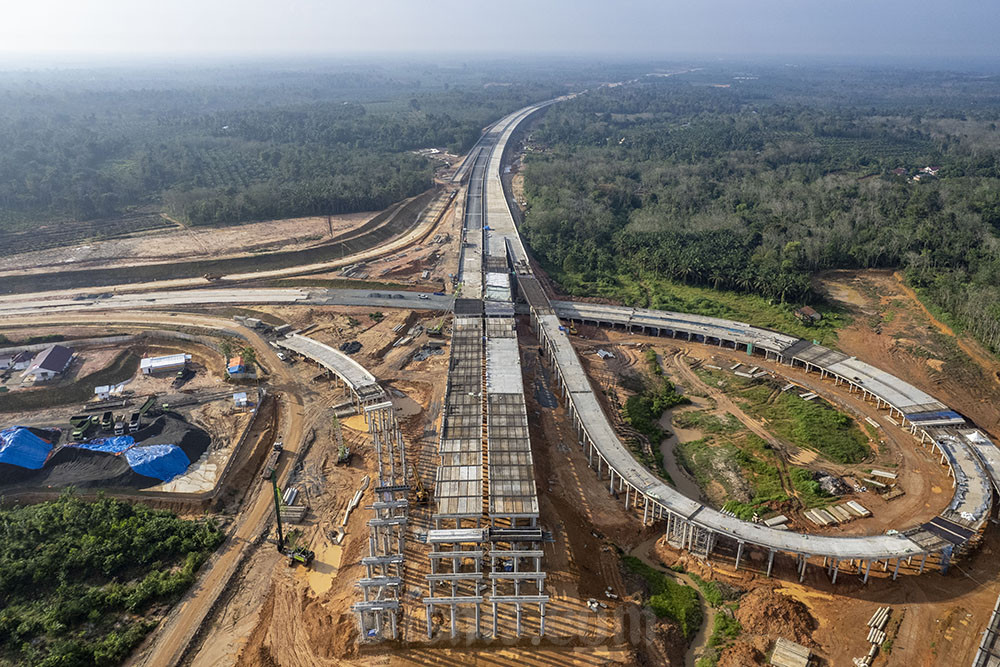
5;98;998;590
472;97;1000;586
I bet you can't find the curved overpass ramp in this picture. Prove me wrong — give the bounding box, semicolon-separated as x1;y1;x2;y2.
481;99;997;583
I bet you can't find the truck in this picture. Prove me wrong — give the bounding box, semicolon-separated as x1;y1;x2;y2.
113;417;126;436
100;411;114;431
71;416;92;441
128;412;141;432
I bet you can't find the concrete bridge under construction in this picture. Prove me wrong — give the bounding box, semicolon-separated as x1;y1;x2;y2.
439;94;1000;610
244;96;1000;640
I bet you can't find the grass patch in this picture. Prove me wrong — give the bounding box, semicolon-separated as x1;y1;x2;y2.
0;351;139;413
560;274;846;346
673;410;742;435
621;370;689;484
738;386;870;464
790;467;834;508
678;431;787;517
687;574;740;608
0;493;224;666
622;556;703;641
708;612;742;647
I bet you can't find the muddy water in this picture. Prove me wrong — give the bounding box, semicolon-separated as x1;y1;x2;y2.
658;403;710;502
306;538;343;596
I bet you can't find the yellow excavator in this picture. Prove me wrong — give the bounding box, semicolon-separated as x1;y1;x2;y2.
410;466;429;505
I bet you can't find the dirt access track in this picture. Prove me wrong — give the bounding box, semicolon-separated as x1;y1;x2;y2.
0;187;449;295
0;211;373;276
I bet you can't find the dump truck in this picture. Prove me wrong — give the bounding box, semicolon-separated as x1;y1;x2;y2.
71;416;92;441
100;411;114;431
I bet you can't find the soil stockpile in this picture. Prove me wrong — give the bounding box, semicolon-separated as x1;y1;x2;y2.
0;413;210;490
735;588;818;647
717;641;766;666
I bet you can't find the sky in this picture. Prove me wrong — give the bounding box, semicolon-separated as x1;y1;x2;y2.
1;0;998;64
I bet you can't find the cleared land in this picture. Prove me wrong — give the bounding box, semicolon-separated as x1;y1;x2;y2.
0;211;373;276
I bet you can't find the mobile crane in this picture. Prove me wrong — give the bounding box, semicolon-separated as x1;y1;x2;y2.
270;469;315;567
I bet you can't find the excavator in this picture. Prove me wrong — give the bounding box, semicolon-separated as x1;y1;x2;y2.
270;470;315;567
409;465;429;506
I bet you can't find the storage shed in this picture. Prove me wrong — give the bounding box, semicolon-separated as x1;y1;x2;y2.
140;353;190;375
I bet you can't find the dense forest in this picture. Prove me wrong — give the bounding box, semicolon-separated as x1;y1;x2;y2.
0;494;223;666
0;61;585;230
520;66;1000;351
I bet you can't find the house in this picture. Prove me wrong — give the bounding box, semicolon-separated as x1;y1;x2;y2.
21;345;74;383
891;167;907;176
921;166;941;176
0;351;34;371
140;353;190;375
794;306;822;323
227;356;245;375
233;392;249;408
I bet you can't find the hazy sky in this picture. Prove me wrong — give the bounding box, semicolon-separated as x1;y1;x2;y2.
2;0;998;62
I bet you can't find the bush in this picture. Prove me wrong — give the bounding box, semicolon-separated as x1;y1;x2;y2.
623;556;703;640
708;612;742;647
790;467;833;507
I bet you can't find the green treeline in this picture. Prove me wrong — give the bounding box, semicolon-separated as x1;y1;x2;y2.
0;66;563;229
0;494;224;666
521;67;1000;351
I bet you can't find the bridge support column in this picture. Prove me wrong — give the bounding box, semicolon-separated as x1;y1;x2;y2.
831;559;839;584
799;554;809;583
766;549;775;577
735;541;744;570
643;497;649;524
892;558;901;580
863;560;872;584
919;552;928;574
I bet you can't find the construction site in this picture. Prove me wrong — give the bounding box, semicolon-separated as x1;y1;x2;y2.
3;95;1000;667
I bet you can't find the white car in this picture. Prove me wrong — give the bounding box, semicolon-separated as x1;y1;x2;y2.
419;294;429;300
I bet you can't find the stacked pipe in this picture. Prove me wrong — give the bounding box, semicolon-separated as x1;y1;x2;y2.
853;607;891;666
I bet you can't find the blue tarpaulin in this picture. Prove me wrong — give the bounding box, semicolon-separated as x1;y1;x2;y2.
124;444;190;482
0;426;53;469
70;436;135;454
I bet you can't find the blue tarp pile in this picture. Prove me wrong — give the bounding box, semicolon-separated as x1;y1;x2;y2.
123;445;191;482
70;436;135;454
0;426;54;469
